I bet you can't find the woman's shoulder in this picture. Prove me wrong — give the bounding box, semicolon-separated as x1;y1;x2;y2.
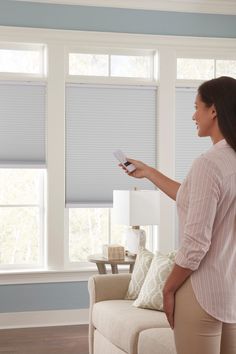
191;146;235;181
189;153;222;182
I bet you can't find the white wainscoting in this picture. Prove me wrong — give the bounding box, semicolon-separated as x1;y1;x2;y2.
0;308;89;329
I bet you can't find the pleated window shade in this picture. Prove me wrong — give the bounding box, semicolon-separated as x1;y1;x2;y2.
175;87;212;182
0;81;46;167
65;84;157;206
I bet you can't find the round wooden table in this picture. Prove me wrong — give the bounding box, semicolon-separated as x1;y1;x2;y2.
88;254;136;274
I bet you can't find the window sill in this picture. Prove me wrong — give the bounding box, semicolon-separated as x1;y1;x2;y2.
0;266;99;285
0;264;131;285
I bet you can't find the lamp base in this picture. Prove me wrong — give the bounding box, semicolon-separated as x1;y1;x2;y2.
125;228;146;255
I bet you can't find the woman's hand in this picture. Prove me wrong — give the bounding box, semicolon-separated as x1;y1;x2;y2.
162;264;193;330
163;288;175;329
119;158;153;179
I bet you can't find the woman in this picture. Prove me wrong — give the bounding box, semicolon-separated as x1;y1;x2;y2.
120;76;236;354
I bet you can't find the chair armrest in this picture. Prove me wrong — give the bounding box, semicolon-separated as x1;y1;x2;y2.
88;273;131;354
88;273;131;303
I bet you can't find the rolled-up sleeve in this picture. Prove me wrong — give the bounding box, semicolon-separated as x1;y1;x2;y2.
175;157;222;271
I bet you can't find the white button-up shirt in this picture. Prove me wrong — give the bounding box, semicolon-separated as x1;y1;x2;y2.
175;139;236;322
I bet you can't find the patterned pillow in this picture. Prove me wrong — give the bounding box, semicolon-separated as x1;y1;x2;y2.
133;251;177;311
125;248;154;300
166;250;177;262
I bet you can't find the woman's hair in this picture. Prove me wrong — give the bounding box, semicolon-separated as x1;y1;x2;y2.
198;76;236;152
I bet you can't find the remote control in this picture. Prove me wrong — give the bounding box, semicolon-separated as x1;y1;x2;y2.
113;150;136;173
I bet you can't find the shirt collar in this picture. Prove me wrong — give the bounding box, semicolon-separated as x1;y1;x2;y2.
208;138;228;153
214;139;227;148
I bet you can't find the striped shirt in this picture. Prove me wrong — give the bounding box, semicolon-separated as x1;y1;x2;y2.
175;139;236;322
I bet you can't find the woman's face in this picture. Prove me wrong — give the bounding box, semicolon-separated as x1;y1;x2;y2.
192;94;216;137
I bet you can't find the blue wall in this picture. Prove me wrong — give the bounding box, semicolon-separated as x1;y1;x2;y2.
0;1;236;37
0;282;89;313
0;0;236;314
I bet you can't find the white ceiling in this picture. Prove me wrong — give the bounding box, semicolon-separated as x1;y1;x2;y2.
13;0;236;16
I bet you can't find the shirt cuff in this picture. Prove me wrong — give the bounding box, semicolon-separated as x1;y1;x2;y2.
175;249;199;271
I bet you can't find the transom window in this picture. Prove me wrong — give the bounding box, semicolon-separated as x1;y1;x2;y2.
69;52;155;79
0;44;46;76
177;58;236;80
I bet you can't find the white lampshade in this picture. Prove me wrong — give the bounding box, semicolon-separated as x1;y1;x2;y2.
112;190;160;226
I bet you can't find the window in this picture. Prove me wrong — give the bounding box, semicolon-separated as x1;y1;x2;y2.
177;57;236;80
66;49;158;265
68;208;153;263
110;55;151;78
0;44;46;76
68;51;154;79
175;54;236;181
216;60;236;78
0;169;45;269
177;58;214;80
69;53;108;76
0;42;47;271
1;29;235;276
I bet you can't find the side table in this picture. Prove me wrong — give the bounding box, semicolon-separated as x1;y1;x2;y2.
88;254;136;274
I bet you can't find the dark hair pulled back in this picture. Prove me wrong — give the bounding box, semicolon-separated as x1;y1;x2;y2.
198;76;236;152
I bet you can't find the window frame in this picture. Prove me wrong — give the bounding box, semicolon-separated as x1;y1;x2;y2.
64;46;158;268
0;26;236;282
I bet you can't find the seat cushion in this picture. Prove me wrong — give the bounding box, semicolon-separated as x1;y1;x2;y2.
138;328;177;354
92;299;169;354
94;330;127;354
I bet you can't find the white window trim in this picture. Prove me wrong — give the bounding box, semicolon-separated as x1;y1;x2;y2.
66;76;158;86
13;0;236;16
0;26;236;282
176;48;236;60
0;268;98;284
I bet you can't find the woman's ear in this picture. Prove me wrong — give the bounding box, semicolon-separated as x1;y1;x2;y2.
211;104;217;120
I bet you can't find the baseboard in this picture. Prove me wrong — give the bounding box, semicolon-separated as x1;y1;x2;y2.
0;308;89;329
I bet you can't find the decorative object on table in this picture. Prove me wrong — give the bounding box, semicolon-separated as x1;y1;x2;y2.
102;244;125;260
88;253;136;274
125;248;154;300
112;189;160;255
133;250;177;311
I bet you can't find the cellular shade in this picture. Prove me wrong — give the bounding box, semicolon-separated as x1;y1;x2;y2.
66;84;157;206
0;81;46;167
175;87;211;182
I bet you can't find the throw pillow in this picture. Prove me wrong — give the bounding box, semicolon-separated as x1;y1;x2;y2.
133;250;177;311
166;250;177;262
125;248;154;300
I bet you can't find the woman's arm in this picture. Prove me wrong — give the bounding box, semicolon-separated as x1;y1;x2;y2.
146;167;181;201
122;158;181;201
164;264;193;294
163;264;193;329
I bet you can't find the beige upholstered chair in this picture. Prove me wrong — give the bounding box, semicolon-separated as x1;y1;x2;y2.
88;273;176;354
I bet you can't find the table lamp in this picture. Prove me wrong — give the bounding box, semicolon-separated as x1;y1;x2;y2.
112;189;160;255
